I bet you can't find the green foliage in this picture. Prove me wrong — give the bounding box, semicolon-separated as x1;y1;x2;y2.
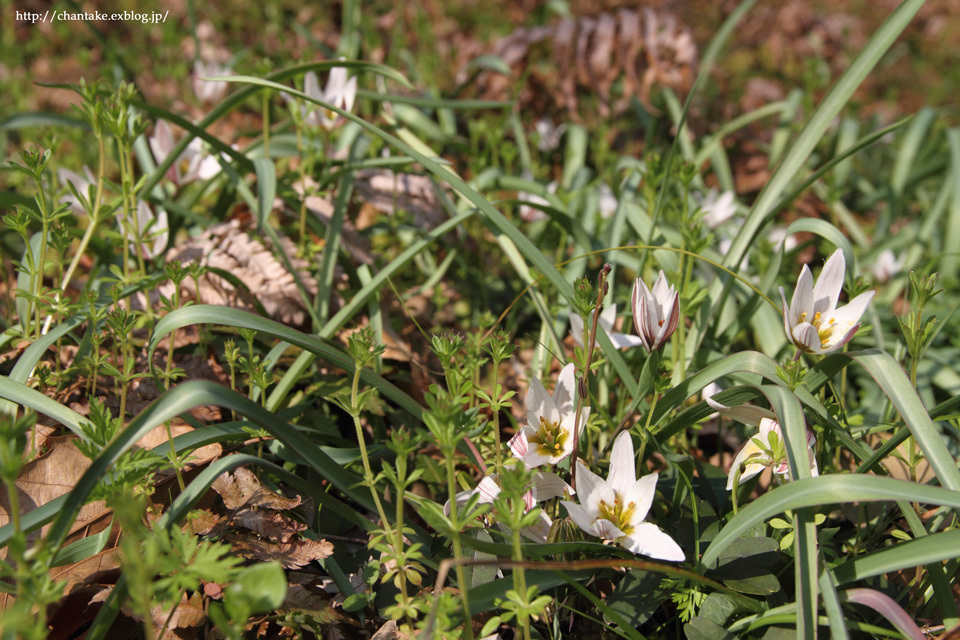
1;2;958;638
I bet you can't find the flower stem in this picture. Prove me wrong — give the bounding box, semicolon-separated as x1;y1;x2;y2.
444;453;475;640
511;522;531;640
571;265;610;491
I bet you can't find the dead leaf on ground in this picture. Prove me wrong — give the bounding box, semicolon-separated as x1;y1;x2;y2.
0;437;105;559
135;423;223;470
354;170;448;230
466;9;697;118
371;620;399;640
230;534;334;569
211;467;302;511
162;218;318;327
236;509;307;543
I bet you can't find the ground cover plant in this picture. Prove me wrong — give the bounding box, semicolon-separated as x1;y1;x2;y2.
1;0;959;638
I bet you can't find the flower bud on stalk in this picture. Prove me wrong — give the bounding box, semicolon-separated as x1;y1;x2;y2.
631;271;680;353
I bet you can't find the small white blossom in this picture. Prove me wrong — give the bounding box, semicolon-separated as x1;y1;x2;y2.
149;120;223;186
598;183;618;219
869;249;905;283
561;432;684;561
58;166;96;214
535;118;566;151
284;63;357;131
445;471;572;542
779;249;875;355
192;59;231;105
706;397;818;490
569;304;644;350
631;271;680;352
700;189;738;229
509;363;587;468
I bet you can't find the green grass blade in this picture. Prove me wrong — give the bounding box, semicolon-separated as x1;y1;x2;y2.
701;475;960;569
832;529;960;584
0;375;85;437
849;349;960;492
722;0;925;272
147;306;422;418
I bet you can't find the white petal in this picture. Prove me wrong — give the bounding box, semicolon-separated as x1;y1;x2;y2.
148;208;169;259
792;322;822;353
475;475;501;504
812;249;845;315
621;522;684;561
599;304;618;334
651;271;671;303
526;376;555;425
532;471;574;500
553;362;577;418
779;287;794;342
726;439;766;490
561;500;597;535
443;489;474;516
195;154;222;181
341;75;358;113
574;462;606;518
631;278;652;351
608;332;645;349
626;473;658;525
508;429;530;459
606;432;636;496
324;66;348;100
594;518;627;541
790;265;814;321
303;71;321;100
521;509;553;543
569;312;586;348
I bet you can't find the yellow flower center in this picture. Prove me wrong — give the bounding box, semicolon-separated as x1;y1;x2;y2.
798;310;839;348
528;415;568;458
596;492;637;536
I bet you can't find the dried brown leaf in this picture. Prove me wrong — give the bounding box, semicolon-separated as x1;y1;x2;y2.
354;170;448;230
0;437;106;558
236;509;306;543
230;534;334;569
211;467;302;511
472;10;697;119
163;218;318;327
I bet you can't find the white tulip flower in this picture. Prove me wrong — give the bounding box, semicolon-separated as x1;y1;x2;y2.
869;249;905;283
561;432;684;561
58;166;97;214
700;189;737;229
445;471;573;542
706;397;818;490
149;120;223;186
569;304;644;350
779;249;875;355
631;271;680;352
285;64;357;131
192;59;231;105
535;118;566;151
508;363;587;468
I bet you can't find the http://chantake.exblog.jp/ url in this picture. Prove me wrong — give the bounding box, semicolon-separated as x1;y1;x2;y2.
15;10;169;24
